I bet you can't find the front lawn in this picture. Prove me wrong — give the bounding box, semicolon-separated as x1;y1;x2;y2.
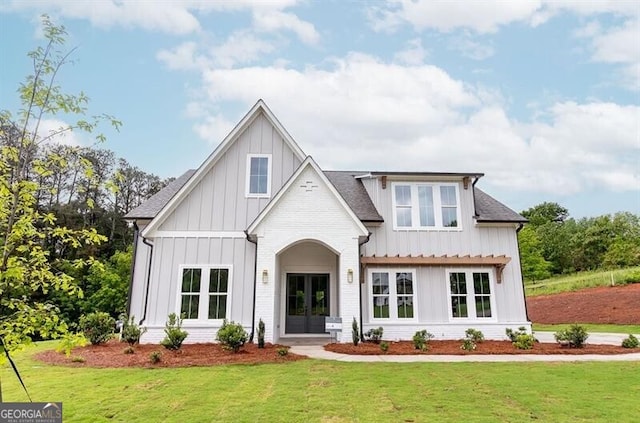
533;323;640;335
1;342;639;422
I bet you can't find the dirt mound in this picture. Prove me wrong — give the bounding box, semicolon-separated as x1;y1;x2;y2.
526;283;640;325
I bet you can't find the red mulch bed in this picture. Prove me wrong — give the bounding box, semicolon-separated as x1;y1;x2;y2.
35;341;305;368
527;283;640;324
325;340;637;355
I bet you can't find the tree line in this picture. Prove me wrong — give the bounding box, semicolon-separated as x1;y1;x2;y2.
518;202;640;281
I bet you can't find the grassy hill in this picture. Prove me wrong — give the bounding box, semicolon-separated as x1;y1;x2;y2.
525;266;640;297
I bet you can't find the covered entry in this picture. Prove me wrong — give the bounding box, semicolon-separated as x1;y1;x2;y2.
286;273;329;333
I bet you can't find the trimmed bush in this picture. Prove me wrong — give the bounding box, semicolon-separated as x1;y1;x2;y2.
79;312;115;345
149;351;162;364
465;328;485;343
257;318;265;349
121;316;146;346
365;327;384;344
460;338;476;351
554;324;589;348
216;320;248;353
621;334;639;349
352;318;360;346
160;313;188;350
412;329;434;351
277;347;289;357
506;327;536;350
380;341;389;352
506;326;530;342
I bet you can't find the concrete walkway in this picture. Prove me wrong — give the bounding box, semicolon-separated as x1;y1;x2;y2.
289;332;640;363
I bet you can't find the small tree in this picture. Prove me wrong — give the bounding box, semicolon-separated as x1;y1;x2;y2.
78;312;114;345
352;317;360;346
121;316;146;346
160;313;188;350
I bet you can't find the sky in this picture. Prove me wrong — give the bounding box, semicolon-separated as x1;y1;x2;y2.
0;0;638;219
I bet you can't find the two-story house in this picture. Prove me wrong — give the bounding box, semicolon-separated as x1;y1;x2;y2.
125;100;530;344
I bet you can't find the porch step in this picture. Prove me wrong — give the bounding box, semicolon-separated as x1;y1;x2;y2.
279;336;332;346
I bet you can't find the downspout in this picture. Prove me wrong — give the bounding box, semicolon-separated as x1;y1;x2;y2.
245;230;258;343
471;177;481;218
515;223;531;323
358;232;372;341
125;221;140;317
138;234;154;326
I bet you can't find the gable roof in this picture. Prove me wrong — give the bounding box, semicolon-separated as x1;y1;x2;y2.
474;188;527;223
324;171;383;222
139;99;307;237
124;169;196;220
247;157;369;236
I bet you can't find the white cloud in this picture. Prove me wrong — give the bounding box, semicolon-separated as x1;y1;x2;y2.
35;118;82;146
393;38;427;65
156;42;210;71
449;35;495;60
189;55;638;196
211;31;276;68
252;9;320;45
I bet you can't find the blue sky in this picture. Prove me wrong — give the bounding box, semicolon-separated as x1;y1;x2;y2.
1;1;638;218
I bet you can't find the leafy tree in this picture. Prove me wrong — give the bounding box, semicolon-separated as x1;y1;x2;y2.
518;226;551;281
521;202;568;226
0;16;119;351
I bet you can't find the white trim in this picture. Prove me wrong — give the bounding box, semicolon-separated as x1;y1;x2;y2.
445;268;497;323
176;264;233;323
154;231;246;239
367;268;418;323
141;100;306;238
391;182;463;231
245;153;272;198
247;156;369;236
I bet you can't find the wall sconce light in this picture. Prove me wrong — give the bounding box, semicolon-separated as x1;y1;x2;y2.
347;269;353;283
262;269;269;284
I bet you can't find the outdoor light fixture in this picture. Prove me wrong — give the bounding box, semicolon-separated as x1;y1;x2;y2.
347;269;353;283
262;269;269;284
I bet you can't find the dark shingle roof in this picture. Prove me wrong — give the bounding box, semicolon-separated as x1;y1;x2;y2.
124;169;196;219
323;171;384;222
474;188;527;223
123;168;524;225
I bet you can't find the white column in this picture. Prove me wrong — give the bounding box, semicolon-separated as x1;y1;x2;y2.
338;238;361;343
254;240;277;343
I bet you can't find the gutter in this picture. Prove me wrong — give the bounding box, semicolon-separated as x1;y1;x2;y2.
515;223;531;323
138;234;154;326
245;230;258;343
125;221;140;317
358;232;372;341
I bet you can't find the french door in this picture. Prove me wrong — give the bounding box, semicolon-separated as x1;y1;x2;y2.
285;273;330;333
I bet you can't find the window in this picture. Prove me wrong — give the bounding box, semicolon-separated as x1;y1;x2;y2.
447;270;495;320
392;183;461;230
179;266;231;320
370;269;416;321
246;154;271;197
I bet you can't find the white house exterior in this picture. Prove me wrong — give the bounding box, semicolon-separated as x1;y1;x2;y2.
125;100;530;344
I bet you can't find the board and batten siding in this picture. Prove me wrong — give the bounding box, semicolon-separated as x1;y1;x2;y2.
359;177;529;338
159;113;302;232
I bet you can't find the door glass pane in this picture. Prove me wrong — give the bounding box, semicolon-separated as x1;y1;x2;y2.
287;276;305;316
311;275;329;316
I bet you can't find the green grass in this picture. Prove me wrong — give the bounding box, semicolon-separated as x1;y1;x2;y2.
533;323;640;335
1;342;639;422
525;266;640;297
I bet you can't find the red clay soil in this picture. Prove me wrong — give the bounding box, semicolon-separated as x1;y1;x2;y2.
526;283;640;325
326;340;636;355
35;341;305;368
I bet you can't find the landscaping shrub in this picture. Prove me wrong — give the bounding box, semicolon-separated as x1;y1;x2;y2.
380;341;389;352
277;347;289;357
71;356;86;363
216;320;248;353
79;312;115;345
257;318;265;349
506;327;536;350
149;351;162;364
465;328;484;343
365;327;384;344
460;338;476;351
621;334;639;349
123;346;135;354
121;316;146;346
352;318;360;346
160;313;188;350
412;329;434;351
554;324;589;348
55;332;87;357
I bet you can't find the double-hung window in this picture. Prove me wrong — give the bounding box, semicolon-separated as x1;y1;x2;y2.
179;266;231;321
370;269;416;321
446;269;495;320
392;183;461;230
246;154;271;197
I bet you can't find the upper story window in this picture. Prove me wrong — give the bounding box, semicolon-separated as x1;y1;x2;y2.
246;154;272;198
392;183;462;230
